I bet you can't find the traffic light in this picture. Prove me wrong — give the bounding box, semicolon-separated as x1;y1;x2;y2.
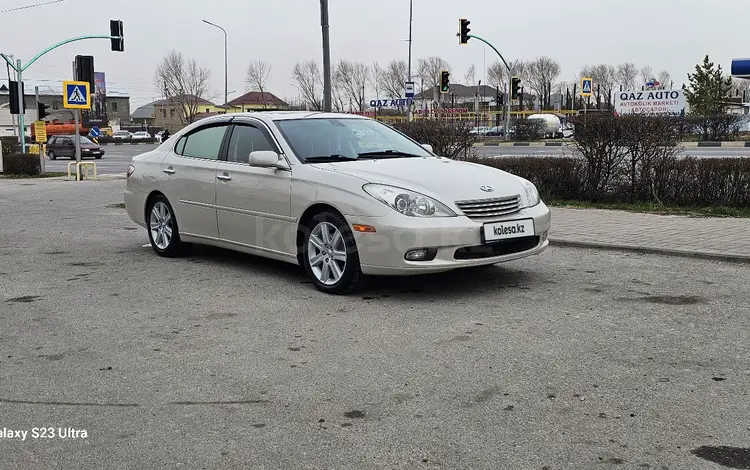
440;71;450;93
38;102;50;120
8;80;25;115
511;76;521;100
110;20;124;52
459;19;471;45
75;55;95;93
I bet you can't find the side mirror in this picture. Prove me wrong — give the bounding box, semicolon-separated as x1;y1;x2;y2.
248;150;289;170
421;144;433;153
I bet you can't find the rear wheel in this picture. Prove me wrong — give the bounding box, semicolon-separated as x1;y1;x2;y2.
147;195;184;257
301;211;365;294
48;151;56;160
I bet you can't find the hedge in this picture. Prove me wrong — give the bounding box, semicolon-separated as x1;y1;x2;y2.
2;153;41;176
470;156;750;207
1;136;19;156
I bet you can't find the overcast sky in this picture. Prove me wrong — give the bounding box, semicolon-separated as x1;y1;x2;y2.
2;0;749;109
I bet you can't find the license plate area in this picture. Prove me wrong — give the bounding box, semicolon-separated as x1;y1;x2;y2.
482;219;535;244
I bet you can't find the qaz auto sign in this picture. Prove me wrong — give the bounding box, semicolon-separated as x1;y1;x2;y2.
614;90;686;116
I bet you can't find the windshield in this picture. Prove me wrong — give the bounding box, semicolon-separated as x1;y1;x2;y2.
78;136;94;145
275;118;433;162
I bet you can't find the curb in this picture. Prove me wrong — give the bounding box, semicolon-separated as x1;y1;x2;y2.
473;141;750;148
549;238;750;264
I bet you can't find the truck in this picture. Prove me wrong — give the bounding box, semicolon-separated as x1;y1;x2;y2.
527;113;563;138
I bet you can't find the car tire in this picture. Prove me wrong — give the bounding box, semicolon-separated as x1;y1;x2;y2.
95;155;102;159
147;195;184;258
301;211;365;295
48;151;56;160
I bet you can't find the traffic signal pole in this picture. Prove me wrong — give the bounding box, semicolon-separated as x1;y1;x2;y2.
466;34;512;140
0;34;121;154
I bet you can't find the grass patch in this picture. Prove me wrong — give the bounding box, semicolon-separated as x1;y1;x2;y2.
548;199;750;218
0;172;67;179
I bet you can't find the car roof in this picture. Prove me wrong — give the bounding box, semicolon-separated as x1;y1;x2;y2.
227;111;369;122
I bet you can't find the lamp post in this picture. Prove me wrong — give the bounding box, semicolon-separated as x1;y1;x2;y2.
202;19;228;108
320;0;332;112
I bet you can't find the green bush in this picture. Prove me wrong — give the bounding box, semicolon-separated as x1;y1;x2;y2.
2;153;41;176
1;136;19;156
468;156;750;207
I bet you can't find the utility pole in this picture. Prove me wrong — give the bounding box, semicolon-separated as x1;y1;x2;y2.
320;0;332;112
35;85;44;174
407;0;413;122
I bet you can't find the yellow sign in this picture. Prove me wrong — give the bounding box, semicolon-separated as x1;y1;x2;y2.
581;77;593;97
62;80;91;109
34;120;47;143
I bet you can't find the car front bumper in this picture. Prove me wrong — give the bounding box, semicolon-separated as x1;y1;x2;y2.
350;202;551;275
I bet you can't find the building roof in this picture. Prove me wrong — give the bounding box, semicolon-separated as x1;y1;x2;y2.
152;95;214;106
225;91;288;108
0;78;130;98
131;102;156;120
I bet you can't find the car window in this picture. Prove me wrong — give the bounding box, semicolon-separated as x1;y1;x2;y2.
180;125;227;160
175;136;187;155
227;125;275;163
63;138;73;145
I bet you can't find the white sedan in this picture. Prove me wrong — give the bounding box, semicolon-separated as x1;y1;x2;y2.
131;131;151;141
125;112;551;294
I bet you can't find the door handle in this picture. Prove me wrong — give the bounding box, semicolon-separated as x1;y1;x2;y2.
162;167;175;175
216;173;232;181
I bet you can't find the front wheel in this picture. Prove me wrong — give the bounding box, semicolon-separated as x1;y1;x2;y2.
48;151;56;160
301;212;365;294
94;155;102;159
147;195;184;257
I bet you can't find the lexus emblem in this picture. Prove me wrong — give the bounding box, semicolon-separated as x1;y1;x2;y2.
480;185;494;192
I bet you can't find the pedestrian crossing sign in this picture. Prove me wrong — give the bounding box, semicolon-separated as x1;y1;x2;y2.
581;77;593;97
63;81;91;109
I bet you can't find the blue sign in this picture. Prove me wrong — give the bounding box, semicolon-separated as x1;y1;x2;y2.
63;80;91;109
404;81;415;98
580;78;593;96
731;58;750;78
89;126;101;138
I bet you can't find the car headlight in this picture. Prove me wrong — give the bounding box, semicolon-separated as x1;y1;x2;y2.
363;184;456;217
82;148;90;152
519;178;541;208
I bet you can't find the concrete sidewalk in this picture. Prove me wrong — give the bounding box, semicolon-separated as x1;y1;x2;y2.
550;207;750;262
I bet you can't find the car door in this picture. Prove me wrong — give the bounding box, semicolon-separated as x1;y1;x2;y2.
61;137;75;157
215;122;293;255
159;123;230;241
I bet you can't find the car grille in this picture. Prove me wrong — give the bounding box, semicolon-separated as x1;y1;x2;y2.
455;195;522;220
454;236;540;260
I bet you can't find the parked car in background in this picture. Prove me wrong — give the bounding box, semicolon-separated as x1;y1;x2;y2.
46;135;104;160
113;130;133;140
155;131;164;143
125;112;550;294
132;131;151;141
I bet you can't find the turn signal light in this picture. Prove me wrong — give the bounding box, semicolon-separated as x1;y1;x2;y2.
352;224;376;233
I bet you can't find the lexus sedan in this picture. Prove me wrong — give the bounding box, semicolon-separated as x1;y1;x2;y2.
124;112;551;294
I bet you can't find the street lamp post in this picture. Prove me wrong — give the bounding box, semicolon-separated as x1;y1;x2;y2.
202;20;228;109
320;0;332;112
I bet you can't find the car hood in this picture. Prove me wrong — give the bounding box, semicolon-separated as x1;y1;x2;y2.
311;157;529;205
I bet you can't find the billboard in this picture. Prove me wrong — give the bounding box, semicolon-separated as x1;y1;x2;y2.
614;89;686;116
83;72;108;127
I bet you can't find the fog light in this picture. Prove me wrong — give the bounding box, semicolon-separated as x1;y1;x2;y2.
405;249;428;261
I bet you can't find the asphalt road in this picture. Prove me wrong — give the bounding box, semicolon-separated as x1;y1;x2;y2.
43;144;158;175
475;145;750;158
1;179;748;469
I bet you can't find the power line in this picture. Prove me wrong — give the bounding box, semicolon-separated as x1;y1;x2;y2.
0;0;65;13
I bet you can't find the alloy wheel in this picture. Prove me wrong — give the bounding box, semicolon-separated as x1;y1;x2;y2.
149;201;173;250
307;221;347;286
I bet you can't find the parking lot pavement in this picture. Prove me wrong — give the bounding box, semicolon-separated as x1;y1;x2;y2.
42;144;157;176
1;179;748;469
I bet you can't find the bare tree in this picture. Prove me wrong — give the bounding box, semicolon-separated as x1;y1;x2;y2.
584;64;617;107
616;63;638;91
657;70;672;89
487;60;526;92
416;56;451;92
379;60;407;99
334;60;369;112
154;50;213;125
527;57;561;108
369;62;383;100
639;66;654;86
292;60;323;111
245;60;272;107
464;64;477;87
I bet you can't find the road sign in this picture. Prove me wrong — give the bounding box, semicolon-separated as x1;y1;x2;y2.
580;78;593;97
34;121;47;143
731;58;750;78
89;126;101;138
63;81;91;109
404;81;415;98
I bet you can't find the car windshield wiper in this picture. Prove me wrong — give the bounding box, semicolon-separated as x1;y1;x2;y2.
358;150;425;159
304;154;360;163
